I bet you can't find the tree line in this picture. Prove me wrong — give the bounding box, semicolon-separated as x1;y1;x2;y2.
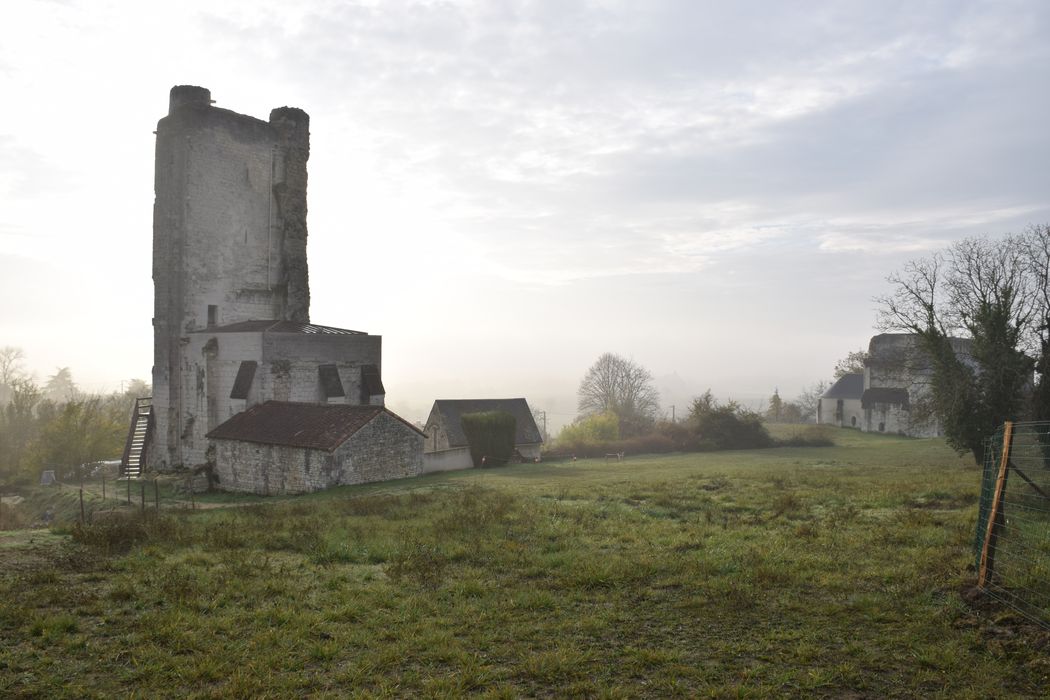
0;347;148;484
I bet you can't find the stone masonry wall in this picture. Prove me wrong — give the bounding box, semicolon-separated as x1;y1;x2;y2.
152;86;310;471
213;411;423;495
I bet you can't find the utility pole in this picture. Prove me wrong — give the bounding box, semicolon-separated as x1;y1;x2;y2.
671;405;675;423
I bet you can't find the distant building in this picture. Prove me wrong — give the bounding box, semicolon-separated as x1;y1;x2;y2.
423;398;544;472
817;373;863;428
820;333;973;437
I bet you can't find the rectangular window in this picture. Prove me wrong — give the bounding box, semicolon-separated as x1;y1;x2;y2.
207;305;218;328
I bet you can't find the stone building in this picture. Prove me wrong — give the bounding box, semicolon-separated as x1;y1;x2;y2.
817;334;975;437
208;402;423;495
145;85;421;492
816;373;863;429
423;398;543;472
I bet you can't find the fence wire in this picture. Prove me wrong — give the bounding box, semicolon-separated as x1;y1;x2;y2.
974;421;1050;628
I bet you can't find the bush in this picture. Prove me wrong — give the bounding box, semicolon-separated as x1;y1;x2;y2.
461;411;516;467
692;402;772;450
553;412;619;455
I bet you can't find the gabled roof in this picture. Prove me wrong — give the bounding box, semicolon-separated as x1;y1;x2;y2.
191;320;366;335
429;398;543;447
862;387;910;408
822;373;864;400
207;401;422;451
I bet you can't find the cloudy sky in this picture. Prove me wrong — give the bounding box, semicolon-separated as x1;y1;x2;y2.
2;0;1049;430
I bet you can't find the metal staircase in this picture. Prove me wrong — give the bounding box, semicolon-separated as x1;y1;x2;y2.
120;397;153;478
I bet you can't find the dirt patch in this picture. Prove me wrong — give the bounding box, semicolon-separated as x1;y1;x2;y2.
0;530;68;574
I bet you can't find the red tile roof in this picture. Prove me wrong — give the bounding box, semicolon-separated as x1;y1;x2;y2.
207;401;420;451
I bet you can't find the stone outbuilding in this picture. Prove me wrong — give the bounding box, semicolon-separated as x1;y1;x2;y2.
208;401;423;495
817;373;863;429
423;398;543;472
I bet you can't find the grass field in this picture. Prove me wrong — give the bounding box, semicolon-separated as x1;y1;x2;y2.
1;428;1048;697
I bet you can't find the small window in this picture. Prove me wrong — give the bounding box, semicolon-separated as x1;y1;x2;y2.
207;305;218;328
850;416;857;427
878;422;885;433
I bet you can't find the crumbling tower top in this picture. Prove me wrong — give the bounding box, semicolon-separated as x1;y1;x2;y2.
168;85;212;115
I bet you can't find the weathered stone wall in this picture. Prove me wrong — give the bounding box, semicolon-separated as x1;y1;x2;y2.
817;397;863;429
213;411;423;495
173;330;382;468
423;405;453;452
863;334;942;437
152;86;310;470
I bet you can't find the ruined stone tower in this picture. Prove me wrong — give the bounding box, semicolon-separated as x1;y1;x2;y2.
152;86;312;469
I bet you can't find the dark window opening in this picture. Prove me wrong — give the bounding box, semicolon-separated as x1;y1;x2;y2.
319;364;345;398
361;364;385;404
850;416;857;427
878;422;886;432
230;361;257;399
207;305;218;328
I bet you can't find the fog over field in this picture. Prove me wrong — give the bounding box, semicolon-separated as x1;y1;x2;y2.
2;1;1049;431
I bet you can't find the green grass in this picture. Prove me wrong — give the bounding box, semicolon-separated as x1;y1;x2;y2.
0;428;1046;697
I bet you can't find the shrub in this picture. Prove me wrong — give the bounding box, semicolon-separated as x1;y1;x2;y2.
461;411;516;467
689;392;773;450
553;412;619;454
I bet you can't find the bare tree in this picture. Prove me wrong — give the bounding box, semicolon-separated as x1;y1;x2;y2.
795;380;828;422
0;346;25;387
833;349;868;378
577;353;660;437
876;233;1040;463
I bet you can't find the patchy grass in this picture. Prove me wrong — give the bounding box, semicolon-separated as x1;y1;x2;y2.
0;429;1047;697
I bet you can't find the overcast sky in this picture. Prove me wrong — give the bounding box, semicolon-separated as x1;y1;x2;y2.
2;0;1049;430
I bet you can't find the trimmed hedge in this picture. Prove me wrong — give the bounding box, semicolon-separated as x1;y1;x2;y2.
461;411;517;467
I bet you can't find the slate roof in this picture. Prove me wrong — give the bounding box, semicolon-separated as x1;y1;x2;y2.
430;398;543;447
862;387;910;408
822;373;864;400
207;401;422;451
191;320;365;335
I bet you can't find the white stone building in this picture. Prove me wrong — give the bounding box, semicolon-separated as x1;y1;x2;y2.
816;373;864;429
824;333;974;437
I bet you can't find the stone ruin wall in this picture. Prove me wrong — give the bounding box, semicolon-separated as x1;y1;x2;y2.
152;86;311;470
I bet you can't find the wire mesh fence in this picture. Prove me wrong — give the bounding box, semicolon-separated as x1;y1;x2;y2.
974;421;1050;628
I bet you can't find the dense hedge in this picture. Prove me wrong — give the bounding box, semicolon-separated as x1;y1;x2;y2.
460;411;517;467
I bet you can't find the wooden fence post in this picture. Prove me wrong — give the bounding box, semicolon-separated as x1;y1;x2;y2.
979;421;1014;588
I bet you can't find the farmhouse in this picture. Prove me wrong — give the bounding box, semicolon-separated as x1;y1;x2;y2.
423;398;543;472
129;85;422;492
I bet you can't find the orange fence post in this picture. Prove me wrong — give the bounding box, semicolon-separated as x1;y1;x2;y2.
978;421;1014;588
